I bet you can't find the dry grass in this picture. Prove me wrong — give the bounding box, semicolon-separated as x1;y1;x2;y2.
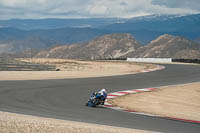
0;58;157;81
109;82;200;121
0;111;152;133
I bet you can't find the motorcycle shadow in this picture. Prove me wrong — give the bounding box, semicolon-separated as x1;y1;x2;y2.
94;105;105;108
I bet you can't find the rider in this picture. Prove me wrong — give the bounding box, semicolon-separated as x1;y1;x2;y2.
98;88;107;105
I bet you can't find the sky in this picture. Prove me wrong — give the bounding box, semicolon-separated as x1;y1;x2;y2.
0;0;199;20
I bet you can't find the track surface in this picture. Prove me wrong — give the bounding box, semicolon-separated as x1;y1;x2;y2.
0;64;200;133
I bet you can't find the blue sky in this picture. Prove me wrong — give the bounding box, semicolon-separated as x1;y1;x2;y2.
0;0;199;19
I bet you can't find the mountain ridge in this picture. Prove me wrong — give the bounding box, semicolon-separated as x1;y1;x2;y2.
35;33;141;60
0;13;200;55
126;34;200;59
0;13;200;48
8;33;199;59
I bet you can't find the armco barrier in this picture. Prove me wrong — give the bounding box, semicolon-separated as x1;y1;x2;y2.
172;59;200;64
127;58;172;63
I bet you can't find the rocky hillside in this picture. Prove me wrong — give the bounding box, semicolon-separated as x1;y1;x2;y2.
127;34;200;58
3;34;200;59
126;34;200;59
35;34;141;59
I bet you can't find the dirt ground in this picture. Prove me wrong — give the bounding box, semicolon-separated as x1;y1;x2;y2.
0;58;156;81
109;82;200;121
0;111;152;133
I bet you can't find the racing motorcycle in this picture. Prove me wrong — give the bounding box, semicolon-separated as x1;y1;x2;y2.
86;92;105;107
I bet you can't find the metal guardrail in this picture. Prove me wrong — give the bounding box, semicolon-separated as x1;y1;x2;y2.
172;59;200;64
126;58;200;64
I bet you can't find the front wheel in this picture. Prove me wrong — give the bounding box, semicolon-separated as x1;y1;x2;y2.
87;100;96;107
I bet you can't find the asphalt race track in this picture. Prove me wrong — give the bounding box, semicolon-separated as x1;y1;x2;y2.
0;64;200;133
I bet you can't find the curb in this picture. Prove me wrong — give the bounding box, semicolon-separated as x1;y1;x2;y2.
104;88;200;124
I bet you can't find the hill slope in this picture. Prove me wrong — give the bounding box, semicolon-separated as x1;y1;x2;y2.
35;34;200;59
126;34;200;59
0;13;200;54
35;34;141;60
2;34;200;59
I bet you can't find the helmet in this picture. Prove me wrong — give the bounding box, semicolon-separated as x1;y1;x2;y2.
101;88;106;93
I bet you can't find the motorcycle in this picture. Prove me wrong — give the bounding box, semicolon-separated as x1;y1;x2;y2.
86;92;105;107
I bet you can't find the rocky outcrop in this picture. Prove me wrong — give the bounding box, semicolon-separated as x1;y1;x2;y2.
3;34;200;59
35;34;141;59
126;34;200;59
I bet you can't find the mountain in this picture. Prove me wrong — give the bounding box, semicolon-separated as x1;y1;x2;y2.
126;14;181;22
0;27;110;53
0;18;126;30
2;34;200;59
105;14;200;33
0;13;200;54
35;34;200;59
126;34;200;59
0;37;55;54
103;13;200;44
35;34;141;59
0;27;109;43
34;34;200;59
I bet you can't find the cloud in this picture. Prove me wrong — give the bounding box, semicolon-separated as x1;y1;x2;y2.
86;0;153;18
0;0;199;19
0;0;92;19
152;0;200;10
87;5;108;15
86;0;199;18
120;2;127;6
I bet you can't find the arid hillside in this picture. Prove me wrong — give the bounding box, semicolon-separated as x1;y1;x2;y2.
2;34;200;59
35;33;141;59
126;34;200;59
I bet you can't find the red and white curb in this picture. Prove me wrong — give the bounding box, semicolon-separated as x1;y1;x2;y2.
104;88;200;124
104;88;157;117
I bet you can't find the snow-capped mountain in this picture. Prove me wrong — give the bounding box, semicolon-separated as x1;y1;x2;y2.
103;13;200;44
126;14;182;22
